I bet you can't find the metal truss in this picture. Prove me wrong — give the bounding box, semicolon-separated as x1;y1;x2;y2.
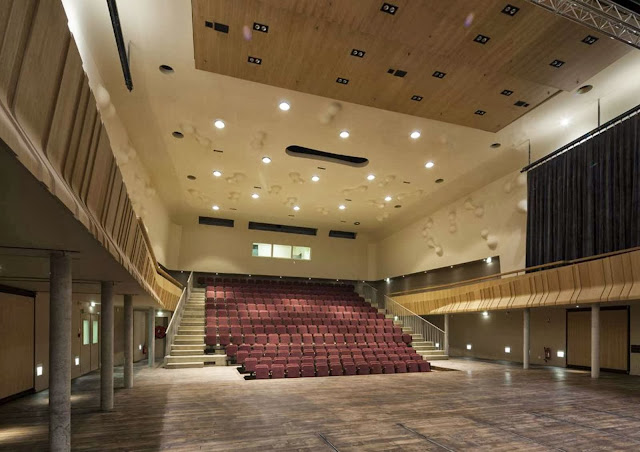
526;0;640;50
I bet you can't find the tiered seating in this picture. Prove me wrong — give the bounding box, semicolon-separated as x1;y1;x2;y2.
202;278;431;379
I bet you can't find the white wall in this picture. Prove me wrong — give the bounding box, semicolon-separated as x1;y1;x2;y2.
178;220;369;280
374;170;527;280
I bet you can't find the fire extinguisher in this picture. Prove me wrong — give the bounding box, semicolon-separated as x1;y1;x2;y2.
142;345;148;355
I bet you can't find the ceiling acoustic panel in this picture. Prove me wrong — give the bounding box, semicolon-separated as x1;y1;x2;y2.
191;0;630;132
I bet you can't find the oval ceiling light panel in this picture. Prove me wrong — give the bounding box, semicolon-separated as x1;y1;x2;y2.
339;130;350;139
214;119;225;129
279;101;290;111
285;145;369;167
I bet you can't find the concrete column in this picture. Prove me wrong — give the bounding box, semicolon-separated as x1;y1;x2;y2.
100;282;114;411
523;308;530;370
592;303;600;379
444;314;450;355
148;307;155;368
124;295;133;389
49;252;72;452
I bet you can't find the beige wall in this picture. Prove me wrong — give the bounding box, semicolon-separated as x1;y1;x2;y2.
374;171;527;280
444;307;567;367
0;293;35;400
178;221;370;280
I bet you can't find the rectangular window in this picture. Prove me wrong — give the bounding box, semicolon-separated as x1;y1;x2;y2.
292;246;311;260
92;320;99;344
252;243;272;257
83;320;90;345
272;244;292;259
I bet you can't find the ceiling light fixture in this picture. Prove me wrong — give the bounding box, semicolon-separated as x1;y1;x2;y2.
213;170;222;177
214;120;225;129
339;130;350;139
311;175;320;182
384;196;392;202
293;206;300;211
339;205;346;210
490;143;501;149
251;193;260;199
212;205;220;211
159;64;174;74
560;118;571;127
486;257;492;263
367;174;375;181
172;131;184;138
262;156;272;164
279;101;290;111
576;85;593;95
410;131;421;139
425;161;434;169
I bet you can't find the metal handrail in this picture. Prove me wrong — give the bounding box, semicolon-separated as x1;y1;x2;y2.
164;271;193;358
357;282;444;350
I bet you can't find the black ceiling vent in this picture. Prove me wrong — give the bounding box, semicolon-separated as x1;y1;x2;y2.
199;216;234;228
286;145;369;167
249;221;317;236
329;230;357;239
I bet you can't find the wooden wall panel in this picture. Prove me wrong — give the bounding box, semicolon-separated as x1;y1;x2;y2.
600;309;628;371
46;39;84;173
13;0;69;151
0;292;34;400
71;109;99;197
567;310;591;367
0;0;37;109
86;126;114;220
63;80;90;183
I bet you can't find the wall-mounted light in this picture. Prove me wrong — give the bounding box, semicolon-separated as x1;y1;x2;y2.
393;315;398;321
504;346;511;353
157;311;163;316
557;350;565;358
90;301;96;307
482;311;489;318
435;342;440;348
75;356;80;366
36;364;43;376
486;257;492;263
466;344;472;350
385;278;390;283
138;344;143;351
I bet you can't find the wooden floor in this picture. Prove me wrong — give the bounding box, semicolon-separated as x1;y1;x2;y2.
2;360;640;451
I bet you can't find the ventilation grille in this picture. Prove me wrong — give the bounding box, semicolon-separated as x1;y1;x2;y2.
248;221;317;236
286;145;369;167
199;216;234;228
329;230;357;239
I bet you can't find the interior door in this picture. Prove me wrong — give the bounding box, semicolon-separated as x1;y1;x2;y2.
567;307;628;372
90;314;100;371
81;313;91;375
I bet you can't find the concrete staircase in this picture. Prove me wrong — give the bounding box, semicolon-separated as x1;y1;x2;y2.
165;288;227;369
366;301;449;361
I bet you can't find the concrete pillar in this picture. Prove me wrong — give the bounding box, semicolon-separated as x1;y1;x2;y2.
148;307;155;368
523;308;530;370
100;282;114;411
124;295;133;389
49;252;72;452
592;303;600;379
444;314;450;355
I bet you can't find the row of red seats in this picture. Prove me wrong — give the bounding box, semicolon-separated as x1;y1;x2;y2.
233;346;419;361
232;343;416;355
206;298;364;305
199;277;355;287
206;302;375;311
206;324;403;335
207;312;382;321
208;332;411;347
206;318;392;328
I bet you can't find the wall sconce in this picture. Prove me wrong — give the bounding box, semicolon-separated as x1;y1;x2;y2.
557;350;565;358
504;346;511;353
466;344;472;350
36;364;43;376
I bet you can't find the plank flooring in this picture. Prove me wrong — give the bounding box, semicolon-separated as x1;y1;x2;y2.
1;359;640;451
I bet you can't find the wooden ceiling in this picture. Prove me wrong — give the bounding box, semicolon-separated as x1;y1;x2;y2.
193;0;631;132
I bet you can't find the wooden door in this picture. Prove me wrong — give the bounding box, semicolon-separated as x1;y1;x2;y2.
0;293;34;399
567;307;628;372
90;314;100;371
81;313;91;375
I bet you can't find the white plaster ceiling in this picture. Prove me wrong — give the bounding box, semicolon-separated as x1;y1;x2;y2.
62;0;640;238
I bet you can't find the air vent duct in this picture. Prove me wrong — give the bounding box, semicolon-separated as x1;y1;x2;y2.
286;145;369;167
329;230;357;239
199;216;234;228
249;222;317;236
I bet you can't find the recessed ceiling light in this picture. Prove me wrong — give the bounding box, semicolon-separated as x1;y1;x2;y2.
279;101;290;111
354;221;360;225
172;131;184;138
576;85;593;95
367;174;375;181
187;175;196;180
560;118;571;127
339;204;346;210
490;143;501;149
213;170;222;177
293;206;300;211
339;130;350;139
212;205;220;211
251;193;260;199
262;156;272;164
435;178;444;184
425;161;434;169
311;175;320;182
410;131;421;139
384;196;392;202
214;120;225;129
159;64;174;74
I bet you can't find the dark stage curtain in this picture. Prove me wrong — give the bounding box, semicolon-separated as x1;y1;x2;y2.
526;111;640;267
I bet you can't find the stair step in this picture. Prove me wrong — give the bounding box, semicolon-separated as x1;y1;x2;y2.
413;346;437;351
165;362;204;369
171;344;205;350
411;333;423;339
401;327;412;332
421;354;449;361
171;350;206;356
179;327;205;332
378;309;386;314
420;350;446;356
385;314;394;319
166;354;227;365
